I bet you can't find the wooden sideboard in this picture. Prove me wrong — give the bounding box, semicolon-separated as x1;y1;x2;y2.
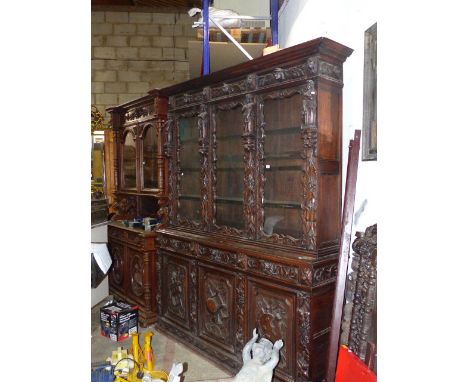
108;221;157;326
152;37;353;382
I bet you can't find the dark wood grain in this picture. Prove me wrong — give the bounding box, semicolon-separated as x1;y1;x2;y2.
107;37;352;381
326;130;361;382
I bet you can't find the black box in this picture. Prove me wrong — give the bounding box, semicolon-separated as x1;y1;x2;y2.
100;301;139;341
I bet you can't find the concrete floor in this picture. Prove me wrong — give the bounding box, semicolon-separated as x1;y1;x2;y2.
91;297;233;382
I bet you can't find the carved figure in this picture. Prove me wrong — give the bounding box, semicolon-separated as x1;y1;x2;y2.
233;328;283;382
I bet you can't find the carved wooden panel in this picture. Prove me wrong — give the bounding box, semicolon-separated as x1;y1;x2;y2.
109;242;125;292
248;280;295;379
128;248;144;298
341;224;377;368
162;254;190;330
199;266;236;354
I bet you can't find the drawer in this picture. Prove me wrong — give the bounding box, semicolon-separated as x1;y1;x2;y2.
108;226;126;241
126;231;143;248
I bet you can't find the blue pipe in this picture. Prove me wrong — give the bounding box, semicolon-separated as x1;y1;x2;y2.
203;0;210;75
271;0;279;46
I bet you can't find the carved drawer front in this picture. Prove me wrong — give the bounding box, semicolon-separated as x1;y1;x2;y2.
109;242;125;293
126;231;143;248
127;248;146;305
161;254;191;330
248;280;296;380
198;265;236;354
108;226;125;241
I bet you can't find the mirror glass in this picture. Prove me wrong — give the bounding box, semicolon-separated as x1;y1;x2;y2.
142;124;158;189
123;132;137;188
178;116;201;223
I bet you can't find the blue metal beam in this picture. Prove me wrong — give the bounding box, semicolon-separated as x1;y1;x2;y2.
271;0;279;46
202;0;210;75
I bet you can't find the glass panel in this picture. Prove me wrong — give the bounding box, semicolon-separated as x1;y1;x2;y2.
142;124;158;189
123;132;137;189
91;132;106;200
263;94;303;238
178;116;201;222
215;105;244;229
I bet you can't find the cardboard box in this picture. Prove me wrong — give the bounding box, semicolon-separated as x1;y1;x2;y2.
100;301;138;341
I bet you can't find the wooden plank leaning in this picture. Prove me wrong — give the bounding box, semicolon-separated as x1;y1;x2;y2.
326;129;361;382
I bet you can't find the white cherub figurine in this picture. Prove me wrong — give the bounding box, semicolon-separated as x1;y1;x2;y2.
233;328;284;382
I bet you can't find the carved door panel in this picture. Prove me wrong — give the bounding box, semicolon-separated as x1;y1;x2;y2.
248;279;296;380
108;241;125;293
127;248;146;306
161;254;190;330
198;265;236;354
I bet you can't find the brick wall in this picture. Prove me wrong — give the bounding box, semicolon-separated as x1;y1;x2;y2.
92;10;196;118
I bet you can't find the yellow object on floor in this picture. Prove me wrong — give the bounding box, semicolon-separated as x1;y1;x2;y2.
113;331;169;382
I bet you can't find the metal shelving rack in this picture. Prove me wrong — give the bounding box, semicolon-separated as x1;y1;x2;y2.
197;0;279;75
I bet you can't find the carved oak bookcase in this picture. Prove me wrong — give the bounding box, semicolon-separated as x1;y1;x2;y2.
106;93;168;326
153;37;353;382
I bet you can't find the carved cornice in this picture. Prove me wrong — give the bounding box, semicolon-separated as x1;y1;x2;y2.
258;65;307;88
124;104;155;123
167;59;343;113
211;79;247;99
173;89;207;109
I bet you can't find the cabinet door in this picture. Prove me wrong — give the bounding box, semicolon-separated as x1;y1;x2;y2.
248;279;296;379
127;248;146;306
176;113;202;226
198;265;236;354
259;92;304;242
161;253;191;330
141;123;159;190
121;130;137;190
109;241;126;294
212;101;245;233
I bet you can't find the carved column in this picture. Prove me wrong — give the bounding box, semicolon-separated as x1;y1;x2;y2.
296;291;311;381
198;103;210;230
165;105;177;225
242;93;257;239
301;80;318;250
155;96;168;193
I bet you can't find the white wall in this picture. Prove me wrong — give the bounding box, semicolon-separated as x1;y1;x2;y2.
214;0;270;17
279;0;377;235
